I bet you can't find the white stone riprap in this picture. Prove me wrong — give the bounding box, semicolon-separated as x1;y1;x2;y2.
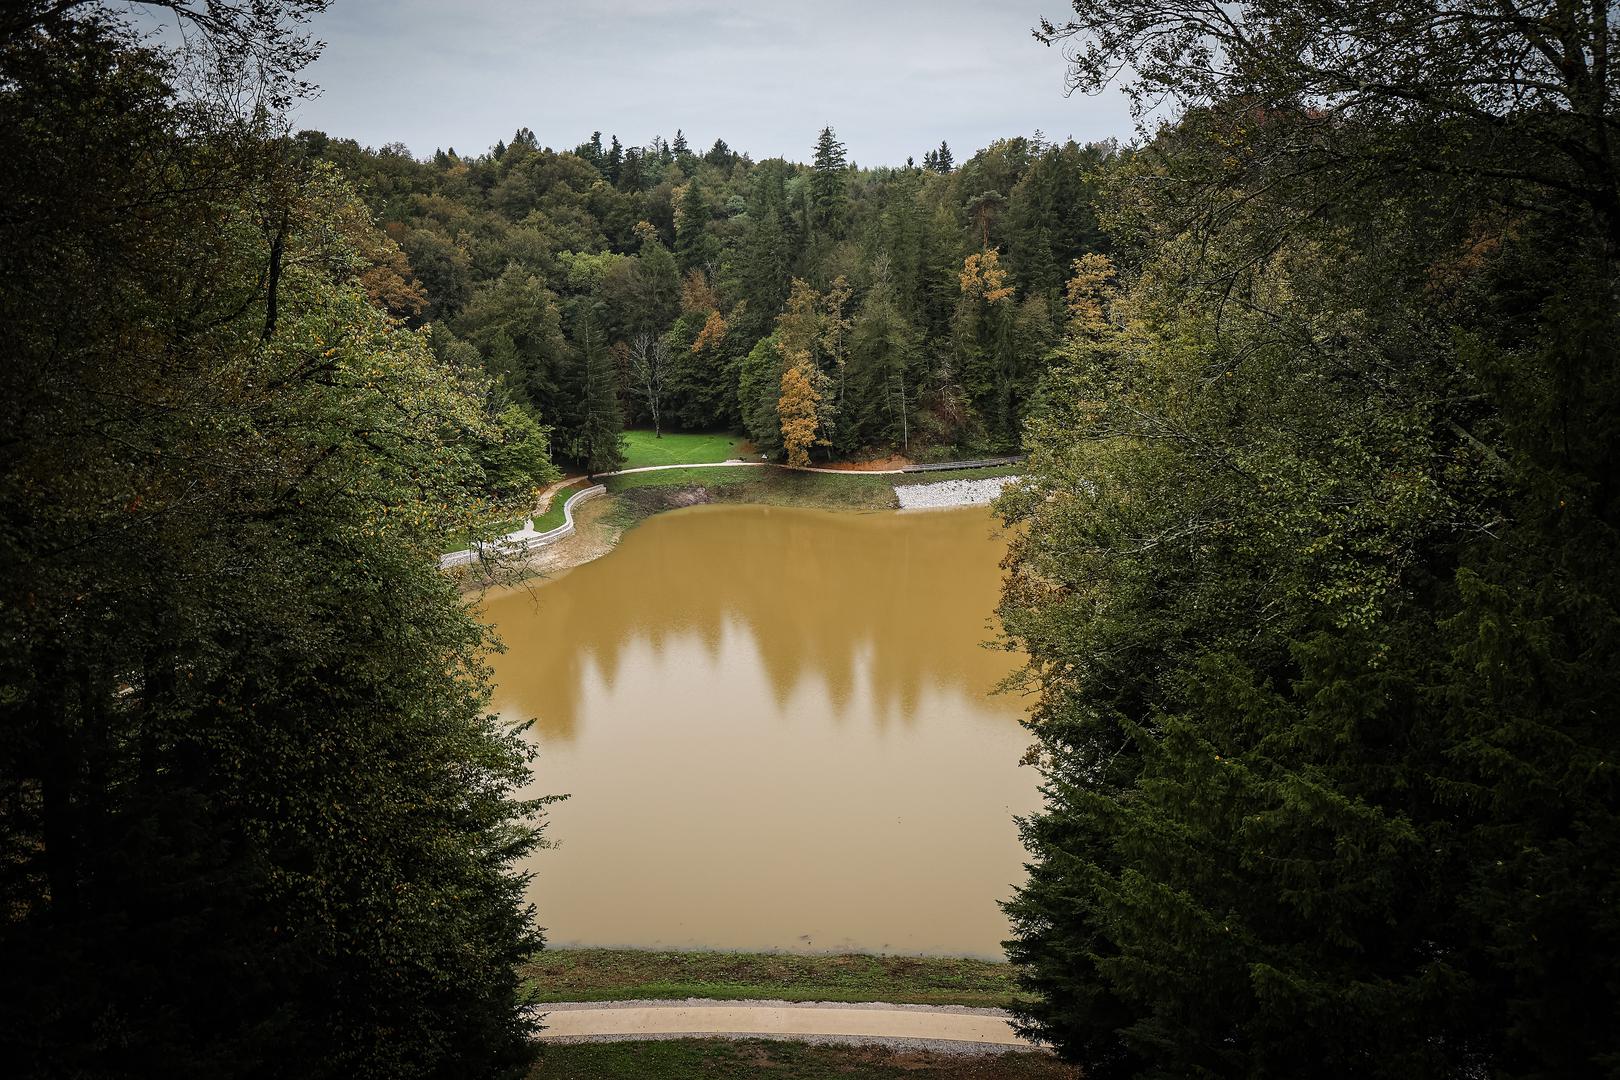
894;475;1019;510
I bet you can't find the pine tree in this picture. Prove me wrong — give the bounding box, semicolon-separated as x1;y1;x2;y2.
674;179;717;272
572;324;625;474
934;140;954;172
704;138;733;169
1001;2;1620;1069
810;126;848;235
575;130;604;170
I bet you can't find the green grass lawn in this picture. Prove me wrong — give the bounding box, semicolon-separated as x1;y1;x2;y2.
521;949;1028;1009
532;479;589;533
605;466;898;514
530;1040;1064;1080
618;430;749;469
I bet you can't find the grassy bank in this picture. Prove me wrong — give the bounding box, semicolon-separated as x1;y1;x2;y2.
522;949;1027;1009
619;430;749;469
531;478;589;533
603;463;1021;517
530;1040;1065;1080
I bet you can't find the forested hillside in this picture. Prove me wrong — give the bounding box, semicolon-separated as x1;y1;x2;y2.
301;126;1114;467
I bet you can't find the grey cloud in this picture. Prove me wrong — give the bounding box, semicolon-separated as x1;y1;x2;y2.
284;0;1131;161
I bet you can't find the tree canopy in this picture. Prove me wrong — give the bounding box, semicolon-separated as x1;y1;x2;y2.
0;7;549;1077
999;2;1620;1076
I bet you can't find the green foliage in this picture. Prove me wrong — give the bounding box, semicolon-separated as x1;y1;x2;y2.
999;5;1620;1076
480;404;562;498
571;323;626;474
305;117;1116;462
738;334;786;456
0;15;545;1078
533;1039;1068;1080
810;125;849;236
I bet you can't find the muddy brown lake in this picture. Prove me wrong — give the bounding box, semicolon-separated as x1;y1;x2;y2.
481;502;1036;957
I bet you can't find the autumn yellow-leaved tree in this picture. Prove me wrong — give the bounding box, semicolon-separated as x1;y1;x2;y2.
778;351;826;467
692;309;727;353
1064;253;1118;336
959;248;1015;304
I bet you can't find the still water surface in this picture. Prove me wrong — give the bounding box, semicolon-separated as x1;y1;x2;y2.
481;503;1036;957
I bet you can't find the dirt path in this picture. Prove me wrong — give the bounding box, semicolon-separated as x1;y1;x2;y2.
535;999;1040;1054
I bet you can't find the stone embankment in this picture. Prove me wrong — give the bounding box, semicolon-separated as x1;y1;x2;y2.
440;483;605;569
894;475;1019;510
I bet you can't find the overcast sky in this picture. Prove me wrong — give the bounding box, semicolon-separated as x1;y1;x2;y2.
266;0;1133;165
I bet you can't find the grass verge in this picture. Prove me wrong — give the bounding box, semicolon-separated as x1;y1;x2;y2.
601;463;1023;526
532;479;589;533
606;466;896;510
521;949;1027;1009
619;430;748;469
530;1040;1065;1080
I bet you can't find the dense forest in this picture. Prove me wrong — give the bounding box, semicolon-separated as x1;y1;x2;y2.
302;123;1112;468
3;1;1618;1079
997;1;1620;1077
1;4;548;1077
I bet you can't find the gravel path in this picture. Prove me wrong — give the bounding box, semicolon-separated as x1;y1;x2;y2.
894;475;1020;510
534;998;1041;1055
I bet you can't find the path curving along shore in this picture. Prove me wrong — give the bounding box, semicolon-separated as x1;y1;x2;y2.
535;999;1042;1055
442;455;1025;569
440;483;604;569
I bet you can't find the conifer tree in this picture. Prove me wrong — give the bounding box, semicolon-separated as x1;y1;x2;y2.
571;323;625;474
810;126;849;235
674;179;718;272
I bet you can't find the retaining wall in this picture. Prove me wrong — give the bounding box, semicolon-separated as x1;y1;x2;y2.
440;484;606;569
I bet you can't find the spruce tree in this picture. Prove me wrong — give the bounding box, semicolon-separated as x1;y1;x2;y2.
810;125;849;235
675;178;718;272
572;324;625;474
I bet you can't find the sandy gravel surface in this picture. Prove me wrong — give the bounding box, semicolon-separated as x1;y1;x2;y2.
895;475;1020;510
535;998;1041;1055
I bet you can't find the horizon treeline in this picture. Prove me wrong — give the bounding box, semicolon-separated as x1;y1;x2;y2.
299;123;1115;468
